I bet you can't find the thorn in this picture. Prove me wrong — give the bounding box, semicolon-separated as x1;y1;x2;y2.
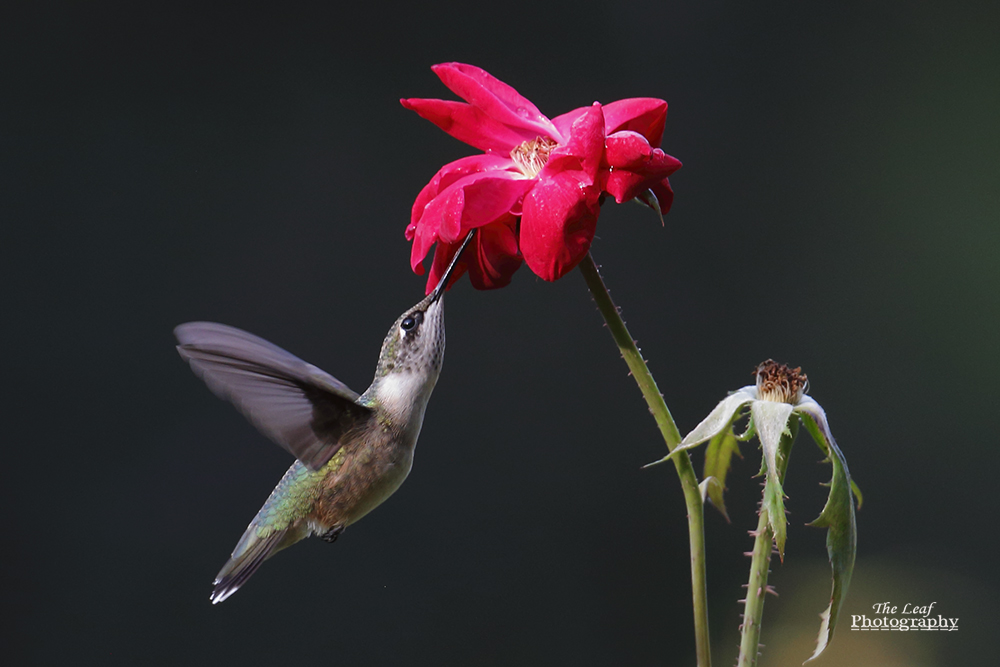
743;551;754;557
757;586;763;598
765;585;778;597
737;598;746;604
740;583;750;589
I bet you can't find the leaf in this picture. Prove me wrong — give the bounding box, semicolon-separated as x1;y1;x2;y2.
797;400;857;664
703;428;742;521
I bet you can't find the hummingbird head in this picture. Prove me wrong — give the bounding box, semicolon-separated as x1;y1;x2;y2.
369;232;475;422
374;286;448;381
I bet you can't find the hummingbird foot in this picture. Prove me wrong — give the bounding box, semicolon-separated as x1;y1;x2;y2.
320;525;345;543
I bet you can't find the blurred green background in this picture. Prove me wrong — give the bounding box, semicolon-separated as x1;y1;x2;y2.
4;1;998;664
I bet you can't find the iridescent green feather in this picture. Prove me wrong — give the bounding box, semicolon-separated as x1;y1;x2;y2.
237;449;347;554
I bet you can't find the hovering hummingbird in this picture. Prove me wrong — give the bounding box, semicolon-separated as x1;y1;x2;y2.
175;233;474;603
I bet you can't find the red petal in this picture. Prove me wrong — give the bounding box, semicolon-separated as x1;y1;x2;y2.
410;169;533;275
425;240;470;294
423;216;522;293
605;170;648;204
400;98;534;153
466;217;523;290
550;106;588;142
520;171;600;281
543;102;606;184
602;140;682;203
605;131;654;169
417;171;533;243
431;63;559;142
650;177;675;216
410;154;512;229
603;98;667;146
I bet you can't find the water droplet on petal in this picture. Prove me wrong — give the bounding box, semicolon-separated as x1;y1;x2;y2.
516;106;530;118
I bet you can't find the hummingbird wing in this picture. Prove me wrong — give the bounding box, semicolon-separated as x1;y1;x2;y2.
175;322;374;470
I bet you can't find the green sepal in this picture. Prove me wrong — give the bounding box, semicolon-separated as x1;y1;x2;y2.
851;479;864;510
799;409;857;663
762;472;788;559
698;476;722;506
703;427;741;522
761;419;798;560
636;188;665;225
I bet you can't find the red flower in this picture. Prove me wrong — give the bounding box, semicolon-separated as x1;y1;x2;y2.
402;63;681;292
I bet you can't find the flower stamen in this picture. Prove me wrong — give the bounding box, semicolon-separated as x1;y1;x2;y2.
510;137;558;178
754;359;808;404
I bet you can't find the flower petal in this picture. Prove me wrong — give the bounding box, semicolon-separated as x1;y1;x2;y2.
605;130;654;169
423;217;522;293
649;178;675;216
424;238;469;292
418;171;533;242
520;171;600;281
604;170;649;205
409;154;513;232
409;169;531;274
603;134;683;204
543;102;606;184
550;106;589;141
466;217;522;290
400;98;536;153
603;98;667;145
431;63;560;142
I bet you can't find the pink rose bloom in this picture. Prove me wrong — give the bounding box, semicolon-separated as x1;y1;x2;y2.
402;63;681;292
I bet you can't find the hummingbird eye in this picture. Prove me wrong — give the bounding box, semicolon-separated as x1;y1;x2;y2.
400;312;423;333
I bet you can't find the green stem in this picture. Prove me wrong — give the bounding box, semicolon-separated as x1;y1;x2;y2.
737;422;797;667
738;509;773;667
578;253;711;667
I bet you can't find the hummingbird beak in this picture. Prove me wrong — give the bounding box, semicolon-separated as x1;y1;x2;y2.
429;230;476;303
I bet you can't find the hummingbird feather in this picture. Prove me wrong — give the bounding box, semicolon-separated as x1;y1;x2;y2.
210;527;291;604
175;322;374;470
210;451;346;604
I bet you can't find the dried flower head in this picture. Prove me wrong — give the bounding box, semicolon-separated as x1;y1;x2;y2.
754;359;808;404
646;360;857;663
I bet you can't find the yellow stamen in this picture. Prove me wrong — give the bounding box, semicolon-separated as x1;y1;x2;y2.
510;137;558;178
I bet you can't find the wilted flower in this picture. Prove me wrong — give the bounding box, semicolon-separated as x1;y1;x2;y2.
402;62;681;292
650;360;858;661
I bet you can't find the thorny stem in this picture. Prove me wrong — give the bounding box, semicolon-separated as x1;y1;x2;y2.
578;253;711;667
737;422;797;667
738;507;773;667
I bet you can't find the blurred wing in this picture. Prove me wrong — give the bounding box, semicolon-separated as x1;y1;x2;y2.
175;322;374;470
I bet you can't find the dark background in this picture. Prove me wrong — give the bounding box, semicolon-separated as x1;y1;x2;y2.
4;1;998;665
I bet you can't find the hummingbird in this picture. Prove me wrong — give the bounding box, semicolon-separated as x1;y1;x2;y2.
175;232;474;604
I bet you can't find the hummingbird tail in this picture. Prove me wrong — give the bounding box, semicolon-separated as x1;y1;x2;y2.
210;527;293;604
